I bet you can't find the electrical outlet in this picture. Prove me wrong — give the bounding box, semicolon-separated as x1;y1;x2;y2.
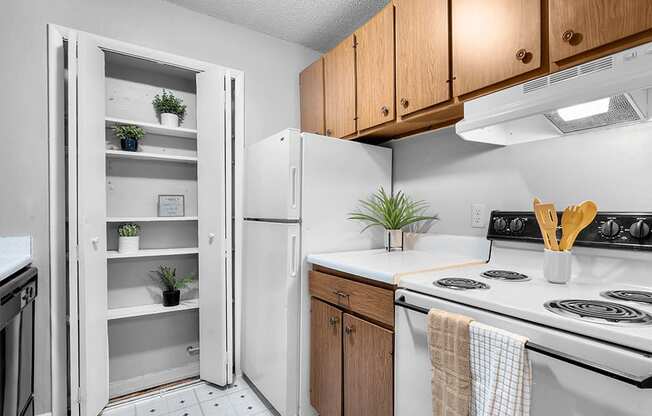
471;204;486;228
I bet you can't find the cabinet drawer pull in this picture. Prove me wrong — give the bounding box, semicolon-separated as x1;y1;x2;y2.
345;325;355;335
334;290;350;301
515;48;527;61
400;98;409;108
381;106;389;117
562;29;575;43
329;316;340;326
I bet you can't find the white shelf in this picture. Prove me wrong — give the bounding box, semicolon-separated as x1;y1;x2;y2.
107;299;199;320
106;216;199;223
106;149;198;164
106;116;197;139
107;247;199;259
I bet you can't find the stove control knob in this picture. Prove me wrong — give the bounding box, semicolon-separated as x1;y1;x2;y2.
629;220;650;239
509;218;525;233
493;217;508;232
600;220;621;239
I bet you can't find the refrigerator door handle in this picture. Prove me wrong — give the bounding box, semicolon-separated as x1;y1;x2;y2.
290;166;298;210
290;234;298;277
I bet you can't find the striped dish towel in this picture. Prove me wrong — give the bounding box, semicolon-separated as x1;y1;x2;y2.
427;309;473;416
469;322;531;416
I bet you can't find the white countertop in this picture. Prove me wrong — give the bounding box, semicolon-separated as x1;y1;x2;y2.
306;235;491;285
0;236;32;283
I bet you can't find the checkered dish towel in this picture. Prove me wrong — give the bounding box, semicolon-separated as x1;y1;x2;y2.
469;321;532;416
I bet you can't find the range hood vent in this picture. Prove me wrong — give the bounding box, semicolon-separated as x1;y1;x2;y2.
456;43;652;146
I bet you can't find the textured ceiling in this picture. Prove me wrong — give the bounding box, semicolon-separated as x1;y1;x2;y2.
164;0;389;52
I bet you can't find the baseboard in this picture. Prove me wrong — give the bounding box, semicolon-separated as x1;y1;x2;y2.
109;362;200;398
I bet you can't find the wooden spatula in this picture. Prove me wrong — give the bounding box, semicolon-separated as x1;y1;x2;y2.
533;198;560;251
559;205;583;251
564;200;598;250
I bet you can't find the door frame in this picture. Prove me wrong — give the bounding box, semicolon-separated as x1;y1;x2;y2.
47;24;245;416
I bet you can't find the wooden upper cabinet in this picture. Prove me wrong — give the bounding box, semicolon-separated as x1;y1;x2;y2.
300;58;324;135
452;0;542;97
324;35;356;138
549;0;652;64
343;313;393;416
310;298;342;416
356;4;395;131
395;0;450;117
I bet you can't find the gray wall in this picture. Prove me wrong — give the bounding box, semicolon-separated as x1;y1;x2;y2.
391;122;652;236
0;0;319;413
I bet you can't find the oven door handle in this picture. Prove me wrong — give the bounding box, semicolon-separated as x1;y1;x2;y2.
395;296;652;389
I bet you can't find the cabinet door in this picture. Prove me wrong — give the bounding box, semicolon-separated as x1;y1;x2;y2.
300;58;325;135
452;0;541;97
324;35;356;138
310;298;342;416
343;314;393;416
549;0;652;63
356;4;395;131
395;0;450;117
75;32;110;416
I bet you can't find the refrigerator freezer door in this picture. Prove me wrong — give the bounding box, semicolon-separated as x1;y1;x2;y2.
242;220;300;415
245;129;301;220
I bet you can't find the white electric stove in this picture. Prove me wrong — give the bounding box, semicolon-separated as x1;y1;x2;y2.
395;211;652;416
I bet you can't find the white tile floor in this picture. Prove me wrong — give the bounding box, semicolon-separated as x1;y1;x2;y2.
104;379;274;416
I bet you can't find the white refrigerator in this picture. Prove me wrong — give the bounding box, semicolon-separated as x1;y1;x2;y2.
242;129;392;415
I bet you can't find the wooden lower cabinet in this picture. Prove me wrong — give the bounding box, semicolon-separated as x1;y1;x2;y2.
310;298;343;416
310;283;394;416
343;313;393;416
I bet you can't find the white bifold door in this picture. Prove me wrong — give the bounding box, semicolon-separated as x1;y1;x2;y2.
69;33;233;416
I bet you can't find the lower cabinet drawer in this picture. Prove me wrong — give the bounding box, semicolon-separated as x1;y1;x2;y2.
309;270;394;327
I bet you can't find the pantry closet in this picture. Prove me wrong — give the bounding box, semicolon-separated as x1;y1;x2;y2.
48;26;243;416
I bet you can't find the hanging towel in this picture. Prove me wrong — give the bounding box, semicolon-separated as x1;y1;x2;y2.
469;322;532;416
427;308;473;416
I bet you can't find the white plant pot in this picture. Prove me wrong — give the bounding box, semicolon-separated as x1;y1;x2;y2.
384;229;404;251
160;113;180;128
543;249;572;284
118;236;140;253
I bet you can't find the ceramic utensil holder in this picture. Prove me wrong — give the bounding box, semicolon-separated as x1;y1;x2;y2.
543;249;572;284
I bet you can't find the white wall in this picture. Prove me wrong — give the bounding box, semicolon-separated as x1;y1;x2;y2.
391;123;652;236
0;0;320;413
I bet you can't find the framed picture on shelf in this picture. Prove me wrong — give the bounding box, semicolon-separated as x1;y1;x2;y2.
158;195;185;217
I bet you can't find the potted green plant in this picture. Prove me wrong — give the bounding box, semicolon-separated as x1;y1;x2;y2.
348;187;438;251
118;223;140;253
113;124;144;152
152;90;187;128
152;265;195;307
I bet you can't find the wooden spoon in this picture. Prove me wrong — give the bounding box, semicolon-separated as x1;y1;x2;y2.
533;198;560;251
565;200;598;250
559;205;583;251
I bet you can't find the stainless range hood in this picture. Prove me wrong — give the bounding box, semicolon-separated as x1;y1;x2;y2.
455;41;652;145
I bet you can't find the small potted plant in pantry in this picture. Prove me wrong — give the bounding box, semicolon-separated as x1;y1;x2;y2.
117;223;140;253
152;265;195;307
152;89;187;128
113;124;144;152
348;187;438;251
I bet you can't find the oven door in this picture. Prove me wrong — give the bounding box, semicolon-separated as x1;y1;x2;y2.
395;289;652;416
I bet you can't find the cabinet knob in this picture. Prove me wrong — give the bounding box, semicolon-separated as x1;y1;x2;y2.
325;129;332;136
344;325;355;335
400;98;409;108
562;30;575;43
329;316;339;327
381;106;389;117
515;48;527;62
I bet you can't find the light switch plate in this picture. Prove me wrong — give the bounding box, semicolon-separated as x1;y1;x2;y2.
471;204;486;228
